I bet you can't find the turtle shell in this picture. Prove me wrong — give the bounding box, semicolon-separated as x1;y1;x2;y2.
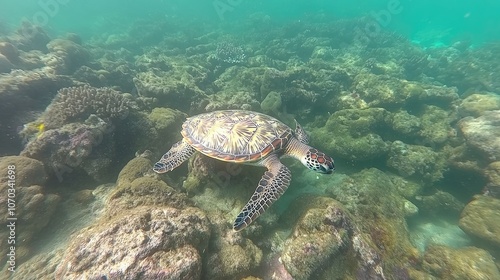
181;110;293;162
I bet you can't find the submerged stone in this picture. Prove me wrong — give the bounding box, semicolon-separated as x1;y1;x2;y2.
422;245;500;279
459;195;500;248
459;110;500;162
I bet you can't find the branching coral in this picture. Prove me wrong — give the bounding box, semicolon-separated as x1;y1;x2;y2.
42;85;136;129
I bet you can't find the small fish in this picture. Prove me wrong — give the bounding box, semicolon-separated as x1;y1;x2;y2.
36;123;45;138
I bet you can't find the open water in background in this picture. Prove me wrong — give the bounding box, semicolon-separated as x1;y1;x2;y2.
1;0;500;46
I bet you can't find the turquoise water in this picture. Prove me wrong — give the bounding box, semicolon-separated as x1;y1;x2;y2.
1;1;500;279
1;1;500;44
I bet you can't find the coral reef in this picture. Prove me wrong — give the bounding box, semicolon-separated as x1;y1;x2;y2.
2;14;500;280
0;156;59;267
0;52;14;73
0;69;73;155
0;42;20;63
45;38;89;74
8;21;50;51
133;51;209;111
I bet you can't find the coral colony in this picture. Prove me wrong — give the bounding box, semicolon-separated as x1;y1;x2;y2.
214;42;246;64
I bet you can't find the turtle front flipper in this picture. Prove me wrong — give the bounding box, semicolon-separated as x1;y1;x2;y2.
233;155;291;231
153;139;195;173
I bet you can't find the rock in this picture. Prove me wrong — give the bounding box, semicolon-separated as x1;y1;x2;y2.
0;42;19;62
183;153;216;194
0;53;13;73
387;140;446;184
115;156;155;186
260;91;282;113
326;168;420;273
0;156;48;187
414;190;464;218
418;105;455;146
133;53;208;111
20;117;116;182
459;110;500;162
422;245;500;279
352;73;458;108
205;231;263;280
459;195;500;248
312;108;390;162
6;250;64;280
55;206;209;280
108;176;191;216
55;157;211;279
387;110;421;137
459;93;500;117
280;197;353;280
484;161;500;198
148;107;186;142
403;200;419;217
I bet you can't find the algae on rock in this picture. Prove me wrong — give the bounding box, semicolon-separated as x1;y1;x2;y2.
312;108;390;162
459;195;500;248
387;140;446;184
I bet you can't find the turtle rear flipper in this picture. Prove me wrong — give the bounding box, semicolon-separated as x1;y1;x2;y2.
233;154;291;231
153;139;195;173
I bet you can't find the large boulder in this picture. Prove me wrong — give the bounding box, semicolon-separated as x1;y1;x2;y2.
484;161;500;198
458;93;500;117
459;110;500;162
422;245;500;279
459;195;500;248
280;197;354;280
55;157;211;280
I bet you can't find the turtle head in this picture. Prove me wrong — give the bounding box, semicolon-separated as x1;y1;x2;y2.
302;148;335;174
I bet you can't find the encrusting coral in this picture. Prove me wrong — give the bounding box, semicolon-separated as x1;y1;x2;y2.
0;156;60;266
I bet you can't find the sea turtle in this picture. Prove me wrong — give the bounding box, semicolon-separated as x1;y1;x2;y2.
153;110;335;231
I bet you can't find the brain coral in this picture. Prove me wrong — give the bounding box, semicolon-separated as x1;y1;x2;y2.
42;85;135;129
